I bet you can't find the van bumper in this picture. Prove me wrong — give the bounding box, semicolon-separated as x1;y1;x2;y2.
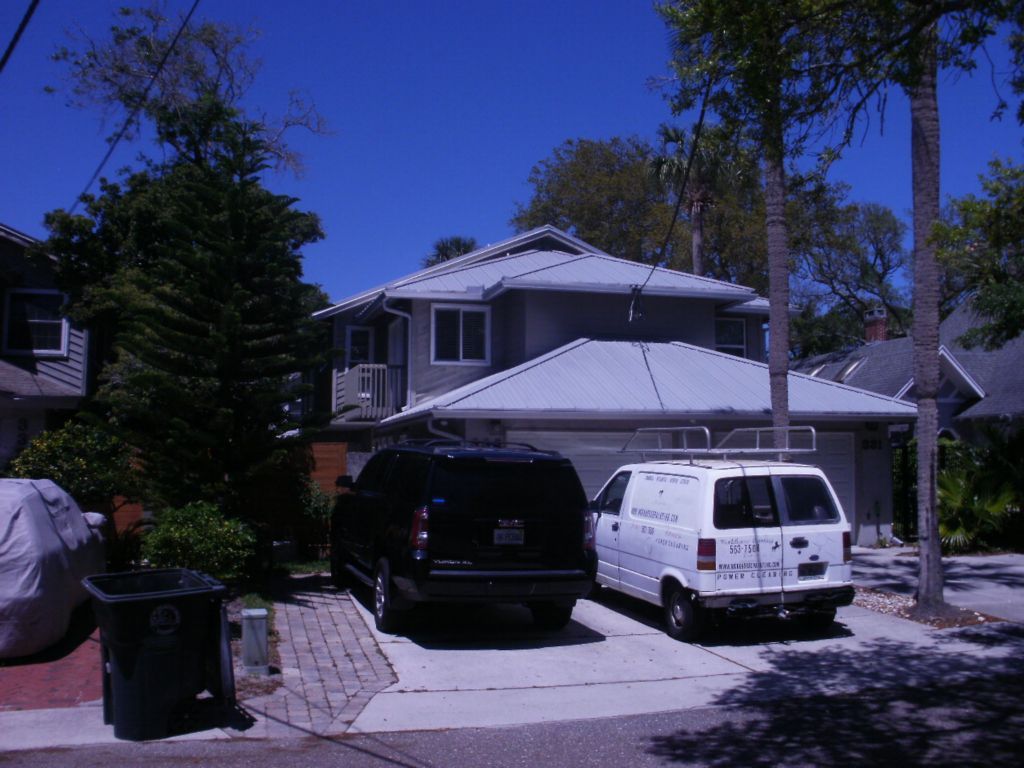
700;585;855;613
394;569;594;603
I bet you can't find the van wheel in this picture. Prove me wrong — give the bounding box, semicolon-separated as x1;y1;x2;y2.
530;602;573;631
799;607;837;633
663;585;704;642
373;559;401;634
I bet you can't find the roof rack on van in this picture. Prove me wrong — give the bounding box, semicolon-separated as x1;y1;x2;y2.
621;426;817;462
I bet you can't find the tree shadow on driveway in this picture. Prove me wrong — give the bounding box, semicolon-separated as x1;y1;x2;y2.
646;623;1024;766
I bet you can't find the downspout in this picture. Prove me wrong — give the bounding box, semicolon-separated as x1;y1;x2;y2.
382;298;414;411
427;418;461;441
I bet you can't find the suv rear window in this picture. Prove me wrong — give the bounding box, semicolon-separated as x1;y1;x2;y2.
778;476;840;524
713;477;778;529
431;458;586;514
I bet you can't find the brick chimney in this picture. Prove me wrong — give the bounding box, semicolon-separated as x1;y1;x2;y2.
864;307;887;343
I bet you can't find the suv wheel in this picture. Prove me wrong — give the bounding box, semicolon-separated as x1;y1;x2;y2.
663;584;704;642
530;601;573;631
373;558;401;633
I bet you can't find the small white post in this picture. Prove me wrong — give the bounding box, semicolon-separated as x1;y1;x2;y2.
241;608;269;676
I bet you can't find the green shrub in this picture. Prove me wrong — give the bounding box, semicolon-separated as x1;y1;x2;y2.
7;421;137;507
141;502;256;581
937;439;1015;553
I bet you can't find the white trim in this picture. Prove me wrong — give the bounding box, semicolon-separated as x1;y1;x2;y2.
2;288;69;357
344;325;374;370
430;303;491;366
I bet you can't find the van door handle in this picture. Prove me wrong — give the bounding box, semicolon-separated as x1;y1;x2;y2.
611;522;619;532
790;536;808;549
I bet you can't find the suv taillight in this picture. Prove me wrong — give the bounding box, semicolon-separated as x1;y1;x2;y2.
843;531;852;563
410;506;430;551
697;538;716;571
583;511;595;551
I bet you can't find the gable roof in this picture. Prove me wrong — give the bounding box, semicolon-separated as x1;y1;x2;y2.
382;338;916;426
314;225;758;319
793;301;1024;422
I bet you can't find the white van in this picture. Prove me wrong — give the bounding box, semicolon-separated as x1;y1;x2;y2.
590;427;854;641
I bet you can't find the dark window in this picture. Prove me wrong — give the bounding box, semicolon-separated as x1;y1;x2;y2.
597;472;631;515
713;477;778;529
431;459;586;516
386;453;432;508
715;317;746;357
357;452;394;493
778;477;840;524
346;326;373;367
5;291;65;354
432;305;489;363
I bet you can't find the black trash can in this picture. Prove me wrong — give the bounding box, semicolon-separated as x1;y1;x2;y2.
82;568;235;741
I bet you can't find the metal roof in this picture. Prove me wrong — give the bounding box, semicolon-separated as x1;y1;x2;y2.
383;338;917;426
386;249;754;302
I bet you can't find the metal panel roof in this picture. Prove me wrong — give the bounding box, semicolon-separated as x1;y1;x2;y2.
384;339;917;425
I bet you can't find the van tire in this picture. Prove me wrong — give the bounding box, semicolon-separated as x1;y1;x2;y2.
373;558;401;634
663;584;704;642
530;601;573;631
799;607;837;633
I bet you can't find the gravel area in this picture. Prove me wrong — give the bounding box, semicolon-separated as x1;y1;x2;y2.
853;585;1002;629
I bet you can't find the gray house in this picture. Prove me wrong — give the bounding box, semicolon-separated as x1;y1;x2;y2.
0;223;89;467
314;226;915;545
794;303;1024;442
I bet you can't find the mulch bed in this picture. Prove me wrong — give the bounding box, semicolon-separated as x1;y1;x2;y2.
853;585;1003;629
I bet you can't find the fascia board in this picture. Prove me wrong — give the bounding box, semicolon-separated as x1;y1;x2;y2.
938;345;986;399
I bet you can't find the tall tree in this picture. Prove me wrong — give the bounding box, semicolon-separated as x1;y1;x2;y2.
423;236;478;268
658;2;849;446
511;137;685;265
43;100;327;515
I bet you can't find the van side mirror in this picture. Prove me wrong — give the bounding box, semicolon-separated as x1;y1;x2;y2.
335;475;355;490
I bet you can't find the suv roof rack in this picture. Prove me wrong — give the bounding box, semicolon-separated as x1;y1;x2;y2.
621;426;817;462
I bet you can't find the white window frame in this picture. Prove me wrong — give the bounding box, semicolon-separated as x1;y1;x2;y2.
345;325;375;370
714;317;746;357
430;303;491;366
3;289;69;357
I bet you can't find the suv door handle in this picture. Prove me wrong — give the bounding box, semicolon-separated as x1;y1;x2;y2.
790;536;808;549
611;522;619;532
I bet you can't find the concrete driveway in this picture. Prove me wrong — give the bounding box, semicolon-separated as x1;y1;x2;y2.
347;585;1023;734
853;548;1024;622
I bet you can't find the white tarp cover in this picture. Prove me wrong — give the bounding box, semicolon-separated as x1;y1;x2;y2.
0;479;105;659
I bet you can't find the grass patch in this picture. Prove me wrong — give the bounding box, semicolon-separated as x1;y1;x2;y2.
277;559;329;575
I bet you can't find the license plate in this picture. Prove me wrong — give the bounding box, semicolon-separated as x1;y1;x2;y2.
798;562;827;580
493;528;525;546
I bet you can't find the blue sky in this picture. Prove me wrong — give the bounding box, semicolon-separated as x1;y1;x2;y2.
1;0;1021;303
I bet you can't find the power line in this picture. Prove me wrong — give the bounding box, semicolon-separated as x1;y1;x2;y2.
0;0;40;76
69;0;202;214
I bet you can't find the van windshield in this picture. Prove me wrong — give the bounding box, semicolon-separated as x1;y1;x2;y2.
779;477;840;524
431;458;586;516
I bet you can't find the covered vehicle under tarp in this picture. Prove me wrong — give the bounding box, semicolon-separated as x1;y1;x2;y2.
0;479;105;659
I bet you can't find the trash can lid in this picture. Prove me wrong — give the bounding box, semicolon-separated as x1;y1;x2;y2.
82;568;224;602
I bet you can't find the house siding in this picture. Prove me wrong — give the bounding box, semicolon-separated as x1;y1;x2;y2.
33;326;88;394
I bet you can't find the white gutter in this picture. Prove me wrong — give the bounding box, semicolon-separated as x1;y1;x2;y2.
382;298;414;410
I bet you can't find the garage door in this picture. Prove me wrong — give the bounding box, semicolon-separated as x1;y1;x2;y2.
506;430;632;498
808;433;856;524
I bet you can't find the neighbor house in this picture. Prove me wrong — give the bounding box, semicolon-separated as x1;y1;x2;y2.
0;223;89;467
312;226;916;545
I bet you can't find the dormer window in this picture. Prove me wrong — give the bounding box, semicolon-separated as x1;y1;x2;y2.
3;289;68;356
715;317;746;357
432;304;490;365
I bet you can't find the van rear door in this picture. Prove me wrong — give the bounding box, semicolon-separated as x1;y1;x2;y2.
774;473;848;594
711;474;784;596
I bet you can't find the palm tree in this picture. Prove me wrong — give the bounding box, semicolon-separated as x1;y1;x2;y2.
423;236;478;268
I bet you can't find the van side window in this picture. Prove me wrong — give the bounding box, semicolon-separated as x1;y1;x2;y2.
778;477;839;524
597;472;631;515
713;477;778;529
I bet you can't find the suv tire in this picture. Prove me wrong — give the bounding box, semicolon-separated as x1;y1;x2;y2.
373;558;401;634
663;584;704;642
530;601;573;631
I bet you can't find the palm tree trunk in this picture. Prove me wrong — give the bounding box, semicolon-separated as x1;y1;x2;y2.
909;29;945;614
691;200;705;276
764;121;790;447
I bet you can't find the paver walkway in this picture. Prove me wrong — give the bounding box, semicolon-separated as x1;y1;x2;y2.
237;576;396;739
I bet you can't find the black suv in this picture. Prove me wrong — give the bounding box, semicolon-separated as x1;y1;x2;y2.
330;440;596;633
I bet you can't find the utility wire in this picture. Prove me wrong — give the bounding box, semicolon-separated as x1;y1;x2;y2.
0;0;40;76
69;0;202;214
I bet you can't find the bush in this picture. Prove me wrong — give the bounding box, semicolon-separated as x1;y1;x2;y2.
938;439;1015;553
141;502;256;581
6;421;136;507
